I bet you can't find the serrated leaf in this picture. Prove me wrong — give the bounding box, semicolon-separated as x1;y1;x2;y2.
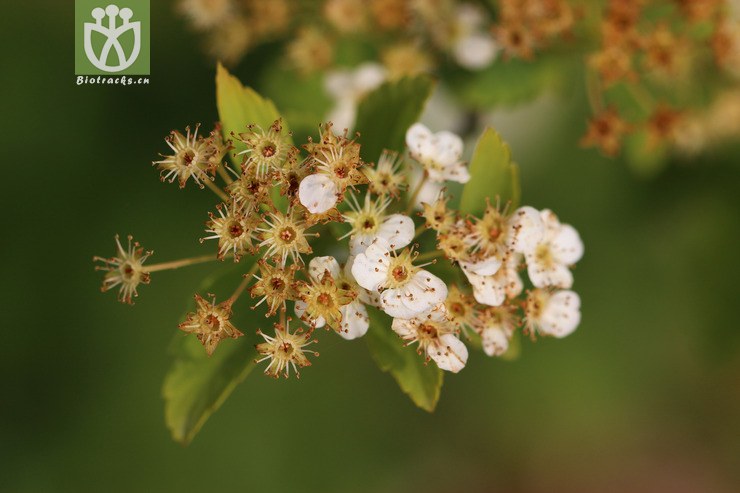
365;307;443;412
215;62;290;168
459;127;521;215
162;265;260;445
354;76;435;162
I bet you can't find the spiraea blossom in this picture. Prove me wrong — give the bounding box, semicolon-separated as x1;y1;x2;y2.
352;238;448;319
343;194;414;254
95;101;583;398
525;289;582;339
295;256;371;339
298;123;367;214
526;209;584;289
392;304;469;373
406;123;470;184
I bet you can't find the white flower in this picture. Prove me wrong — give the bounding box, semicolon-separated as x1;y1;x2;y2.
344;255;381;308
407;166;444;210
478;306;517;357
298;173;339;214
461;254;522;307
465;204;545;276
525;289;581;338
392;305;468;373
406;123;470;184
351;238;448;318
526;209;584;289
454;33;499;70
343;194;415;255
452;4;499;70
295;256;371;340
506;206;546;254
325;62;387;131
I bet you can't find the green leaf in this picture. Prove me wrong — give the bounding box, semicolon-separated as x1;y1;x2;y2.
215;62;289;168
163;331;257;445
162;265;260;445
365;307;444;412
354;75;435;162
459;127;521;215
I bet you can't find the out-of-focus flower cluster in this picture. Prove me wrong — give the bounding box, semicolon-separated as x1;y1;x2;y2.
177;0;740;163
582;0;740;157
177;0;529;71
94;118;583;378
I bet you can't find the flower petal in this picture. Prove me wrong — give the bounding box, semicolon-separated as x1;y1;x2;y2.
461;256;502;276
298;174;338;214
526;255;574;289
338;301;369;340
440;161;471;183
464;270;506;307
507;206;544;254
406;123;433;150
481;326;509;357
378;214;415;250
428;334;468;373
308;256;341;281
350;240;390;291
551;224;584;265
294;300;326;328
539;290;581;338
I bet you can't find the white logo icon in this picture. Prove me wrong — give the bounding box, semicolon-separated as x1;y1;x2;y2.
84;4;141;72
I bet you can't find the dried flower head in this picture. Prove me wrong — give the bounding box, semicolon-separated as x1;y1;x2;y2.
420;190;456;234
154;124;215;189
323;0;368;33
255;319;318;378
179;294;244;355
580;107;631;156
250;260;298;316
235;119;297;180
295;269;356;330
286;27;334;76
202;200;259;261
363;150;406;198
94;234;152;304
257;208;315;266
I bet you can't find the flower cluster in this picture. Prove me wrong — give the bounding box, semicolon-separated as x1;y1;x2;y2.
582;0;740;157
177;0;506;74
95;116;583;380
176;0;739;166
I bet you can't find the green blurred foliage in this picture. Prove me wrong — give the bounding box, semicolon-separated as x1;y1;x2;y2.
2;1;740;492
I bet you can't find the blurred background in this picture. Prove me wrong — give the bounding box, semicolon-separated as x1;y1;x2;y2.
2;1;740;492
